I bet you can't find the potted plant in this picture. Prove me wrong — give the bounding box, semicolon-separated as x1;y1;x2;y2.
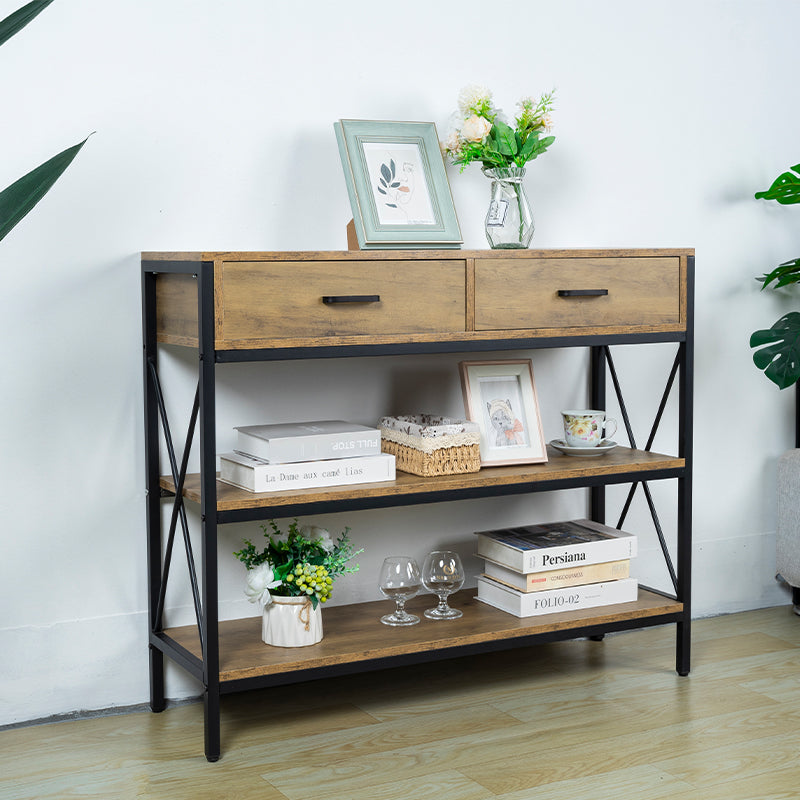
441;84;555;249
749;164;800;389
234;520;362;647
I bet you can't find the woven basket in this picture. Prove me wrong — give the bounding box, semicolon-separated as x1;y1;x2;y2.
379;415;481;477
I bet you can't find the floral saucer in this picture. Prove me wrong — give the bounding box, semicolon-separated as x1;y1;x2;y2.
549;439;618;457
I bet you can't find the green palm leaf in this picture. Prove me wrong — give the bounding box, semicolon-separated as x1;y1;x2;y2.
0;136;89;242
0;0;55;47
750;312;800;389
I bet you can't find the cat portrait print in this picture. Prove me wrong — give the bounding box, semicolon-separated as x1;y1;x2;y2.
486;398;525;447
460;359;546;466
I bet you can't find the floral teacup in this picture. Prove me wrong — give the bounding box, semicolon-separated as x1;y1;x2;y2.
561;410;617;448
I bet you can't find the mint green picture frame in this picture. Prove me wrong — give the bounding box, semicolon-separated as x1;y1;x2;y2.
334;119;462;250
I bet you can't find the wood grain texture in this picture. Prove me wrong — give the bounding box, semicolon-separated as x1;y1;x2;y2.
143;248;695;262
3;606;795;798
160;446;684;512
164;589;682;682
144;249;694;349
474;257;681;330
218;260;466;343
155;273;198;347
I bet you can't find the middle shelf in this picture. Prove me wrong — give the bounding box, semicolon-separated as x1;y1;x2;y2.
159;445;685;521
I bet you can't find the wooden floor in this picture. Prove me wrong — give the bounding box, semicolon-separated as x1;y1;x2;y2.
2;606;799;800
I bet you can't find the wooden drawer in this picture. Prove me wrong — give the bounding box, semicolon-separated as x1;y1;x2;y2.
218;260;466;343
474;257;682;331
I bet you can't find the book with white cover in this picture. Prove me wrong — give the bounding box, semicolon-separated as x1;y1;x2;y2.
219;451;395;493
235;420;381;464
475;519;637;574
483;558;630;593
476;575;639;618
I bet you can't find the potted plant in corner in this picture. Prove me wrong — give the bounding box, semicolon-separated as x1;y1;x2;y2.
749;164;800;389
234;520;362;647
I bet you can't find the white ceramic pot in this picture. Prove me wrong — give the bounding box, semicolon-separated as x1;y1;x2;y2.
262;596;323;647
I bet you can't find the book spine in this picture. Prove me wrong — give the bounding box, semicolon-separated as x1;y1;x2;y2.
220;454;395;493
476;576;639;617
484;559;630;592
476;534;636;573
237;430;381;463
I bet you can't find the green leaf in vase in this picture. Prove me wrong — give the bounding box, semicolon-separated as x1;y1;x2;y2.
493;121;518;156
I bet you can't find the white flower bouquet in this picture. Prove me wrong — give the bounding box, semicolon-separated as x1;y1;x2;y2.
234;520;362;609
443;84;555;172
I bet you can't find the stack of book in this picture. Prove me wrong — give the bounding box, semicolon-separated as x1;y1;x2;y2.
475;519;638;617
218;420;395;493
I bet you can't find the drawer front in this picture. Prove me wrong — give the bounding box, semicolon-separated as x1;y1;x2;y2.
474;257;682;331
220;260;466;341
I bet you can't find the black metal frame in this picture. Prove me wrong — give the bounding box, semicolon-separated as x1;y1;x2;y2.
142;254;694;761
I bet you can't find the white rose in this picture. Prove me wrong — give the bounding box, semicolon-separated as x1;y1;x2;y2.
460;114;492;143
443;130;461;154
300;524;335;552
244;563;281;607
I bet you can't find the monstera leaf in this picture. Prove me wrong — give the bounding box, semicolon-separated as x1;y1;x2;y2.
751;312;800;389
759;257;800;290
754;164;800;205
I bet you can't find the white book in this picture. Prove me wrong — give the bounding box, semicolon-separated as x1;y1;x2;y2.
475;519;637;574
483;558;630;593
476;575;639;618
235;420;381;464
219;451;395;493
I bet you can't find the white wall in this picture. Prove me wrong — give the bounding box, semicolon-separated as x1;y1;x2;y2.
1;0;798;725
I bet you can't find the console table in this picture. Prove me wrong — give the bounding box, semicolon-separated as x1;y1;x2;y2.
141;248;694;761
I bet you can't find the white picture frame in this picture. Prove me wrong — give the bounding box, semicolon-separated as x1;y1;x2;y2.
459;359;547;466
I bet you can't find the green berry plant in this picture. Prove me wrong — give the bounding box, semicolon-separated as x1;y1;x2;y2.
234;520;362;610
750;164;800;389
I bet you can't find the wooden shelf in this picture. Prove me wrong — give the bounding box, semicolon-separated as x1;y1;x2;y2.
160;446;685;513
164;588;682;683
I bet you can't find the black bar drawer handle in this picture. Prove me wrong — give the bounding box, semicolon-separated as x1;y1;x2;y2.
322;295;381;304
557;289;609;298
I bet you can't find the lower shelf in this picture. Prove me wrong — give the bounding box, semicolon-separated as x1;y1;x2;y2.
163;588;683;685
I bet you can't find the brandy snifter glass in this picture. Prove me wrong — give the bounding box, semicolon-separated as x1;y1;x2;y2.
378;556;422;626
422;550;464;620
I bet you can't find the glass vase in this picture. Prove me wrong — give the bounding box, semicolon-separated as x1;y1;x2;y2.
483;166;534;249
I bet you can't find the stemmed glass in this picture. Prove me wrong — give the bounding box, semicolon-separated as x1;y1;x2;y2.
422;551;465;620
378;556;422;626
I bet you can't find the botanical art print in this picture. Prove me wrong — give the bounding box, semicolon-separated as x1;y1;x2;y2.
362;141;436;226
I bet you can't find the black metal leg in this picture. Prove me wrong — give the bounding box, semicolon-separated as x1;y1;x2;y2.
198;262;221;761
676;257;695;676
590;346;606;524
149;645;166;712
204;688;221;762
